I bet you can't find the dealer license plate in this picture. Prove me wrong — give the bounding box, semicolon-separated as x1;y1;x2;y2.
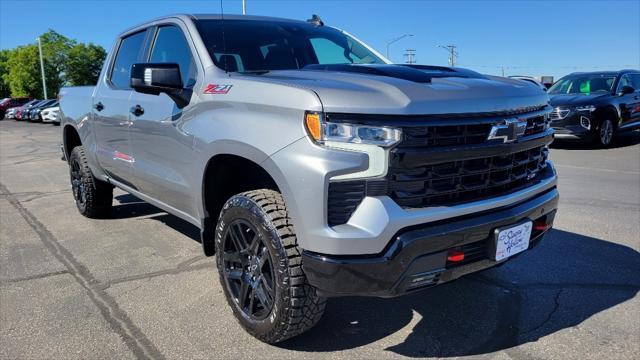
494;221;532;261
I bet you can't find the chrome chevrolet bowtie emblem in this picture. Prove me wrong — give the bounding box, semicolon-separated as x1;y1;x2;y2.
487;118;527;143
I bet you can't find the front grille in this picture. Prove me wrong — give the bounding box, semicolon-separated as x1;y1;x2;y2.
387;146;548;208
402;124;492;147
525;115;546;135
399;115;547;149
326;109;552;226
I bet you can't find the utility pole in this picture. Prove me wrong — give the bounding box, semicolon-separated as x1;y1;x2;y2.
385;34;413;62
242;0;246;15
403;49;416;64
36;37;47;99
437;45;458;67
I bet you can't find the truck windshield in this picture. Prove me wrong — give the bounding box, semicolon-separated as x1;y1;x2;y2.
195;19;385;73
548;74;616;95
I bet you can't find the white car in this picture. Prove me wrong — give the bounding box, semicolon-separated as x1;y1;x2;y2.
4;107;17;119
41;106;60;125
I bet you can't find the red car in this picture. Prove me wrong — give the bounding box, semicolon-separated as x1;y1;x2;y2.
0;97;31;119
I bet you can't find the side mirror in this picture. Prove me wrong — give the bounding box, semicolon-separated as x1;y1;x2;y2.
618;85;635;96
130;63;191;108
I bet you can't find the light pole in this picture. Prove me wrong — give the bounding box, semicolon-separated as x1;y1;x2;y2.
385;34;413;62
36;37;47;99
242;0;246;15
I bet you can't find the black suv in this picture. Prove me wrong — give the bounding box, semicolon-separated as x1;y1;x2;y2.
548;70;640;146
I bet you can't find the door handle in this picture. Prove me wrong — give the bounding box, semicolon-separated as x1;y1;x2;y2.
130;104;144;117
94;102;104;111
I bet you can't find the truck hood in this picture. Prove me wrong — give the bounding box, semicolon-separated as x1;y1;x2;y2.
549;93;609;107
237;65;549;115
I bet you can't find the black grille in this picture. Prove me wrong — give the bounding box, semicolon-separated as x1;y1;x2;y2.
402;124;492;147
325;110;552;227
388;146;548;208
399;115;547;149
327;182;365;226
525;115;546;135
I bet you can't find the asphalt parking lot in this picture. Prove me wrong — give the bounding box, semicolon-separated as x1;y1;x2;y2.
1;119;639;360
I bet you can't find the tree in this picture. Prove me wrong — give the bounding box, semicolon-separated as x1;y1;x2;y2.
40;30;74;83
5;45;41;97
0;50;11;98
1;29;107;98
4;44;62;98
65;43;107;86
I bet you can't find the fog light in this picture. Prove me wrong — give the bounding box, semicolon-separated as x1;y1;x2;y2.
580;116;591;130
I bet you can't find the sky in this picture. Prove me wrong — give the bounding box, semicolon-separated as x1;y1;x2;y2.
1;0;639;79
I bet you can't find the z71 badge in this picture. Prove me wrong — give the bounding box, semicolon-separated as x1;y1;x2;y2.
204;84;233;94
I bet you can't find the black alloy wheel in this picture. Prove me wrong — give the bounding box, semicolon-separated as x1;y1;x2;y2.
215;189;326;343
70;155;88;209
221;219;275;320
68;146;113;218
598;118;614;147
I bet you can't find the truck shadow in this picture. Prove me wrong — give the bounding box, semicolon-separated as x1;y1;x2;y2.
110;194;201;242
279;229;640;357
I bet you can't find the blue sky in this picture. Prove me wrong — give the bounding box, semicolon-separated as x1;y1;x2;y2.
1;0;638;79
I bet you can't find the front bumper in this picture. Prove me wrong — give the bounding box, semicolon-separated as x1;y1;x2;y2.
552;111;594;139
302;186;558;297
269;134;557;256
42;113;58;123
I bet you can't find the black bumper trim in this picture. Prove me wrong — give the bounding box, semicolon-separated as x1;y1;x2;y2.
302;187;558;298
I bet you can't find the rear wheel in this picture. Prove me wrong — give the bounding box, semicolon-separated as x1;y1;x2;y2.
215;189;326;343
69;146;113;218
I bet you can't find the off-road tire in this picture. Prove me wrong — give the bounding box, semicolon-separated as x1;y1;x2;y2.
69;146;113;218
215;189;326;343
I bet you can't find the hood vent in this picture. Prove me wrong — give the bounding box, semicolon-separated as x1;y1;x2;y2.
303;64;485;83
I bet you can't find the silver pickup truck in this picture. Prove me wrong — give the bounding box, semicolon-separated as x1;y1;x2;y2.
59;14;558;343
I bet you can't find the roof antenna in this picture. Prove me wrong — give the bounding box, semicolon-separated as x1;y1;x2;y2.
307;14;324;26
220;0;228;73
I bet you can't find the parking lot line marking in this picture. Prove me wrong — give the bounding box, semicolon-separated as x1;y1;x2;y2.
0;270;69;285
0;182;165;360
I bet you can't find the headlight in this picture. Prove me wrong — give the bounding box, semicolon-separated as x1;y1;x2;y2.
574;105;596;112
304;112;402;147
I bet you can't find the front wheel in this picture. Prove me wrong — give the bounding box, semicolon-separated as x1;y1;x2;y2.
594;118;615;147
215;189;326;343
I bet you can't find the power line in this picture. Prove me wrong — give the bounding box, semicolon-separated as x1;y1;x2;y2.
438;45;457;66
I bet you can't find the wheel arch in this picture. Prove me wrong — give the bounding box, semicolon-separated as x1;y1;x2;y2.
594;105;620;129
63;124;82;161
199;149;287;256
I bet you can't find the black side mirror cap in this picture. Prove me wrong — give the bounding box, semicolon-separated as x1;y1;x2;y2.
130;63;191;108
618;85;635;96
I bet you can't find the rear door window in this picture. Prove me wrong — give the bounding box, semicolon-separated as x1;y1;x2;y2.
110;30;148;89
